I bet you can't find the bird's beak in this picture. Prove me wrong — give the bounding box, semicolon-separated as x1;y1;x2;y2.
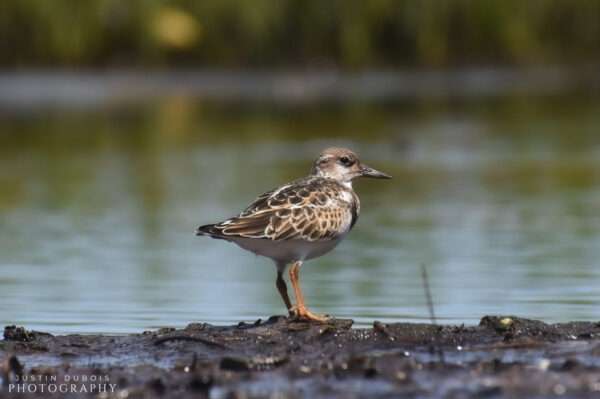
360;164;392;179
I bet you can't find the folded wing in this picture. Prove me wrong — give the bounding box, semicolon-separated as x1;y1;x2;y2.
196;177;354;242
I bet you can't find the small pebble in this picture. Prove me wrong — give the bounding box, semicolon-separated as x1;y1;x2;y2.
499;318;513;328
536;359;551;371
553;384;566;395
299;365;311;374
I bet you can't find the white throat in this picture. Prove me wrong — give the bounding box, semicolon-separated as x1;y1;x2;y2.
341;180;353;189
313;168;354;189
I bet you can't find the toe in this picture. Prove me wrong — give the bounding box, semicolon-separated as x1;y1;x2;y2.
295;308;329;322
307;312;329;322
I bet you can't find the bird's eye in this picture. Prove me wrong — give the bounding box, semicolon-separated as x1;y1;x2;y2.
339;156;354;166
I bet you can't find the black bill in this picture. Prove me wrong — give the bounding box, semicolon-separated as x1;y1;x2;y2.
360;165;392;179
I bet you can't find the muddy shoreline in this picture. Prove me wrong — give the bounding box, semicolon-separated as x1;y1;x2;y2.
1;316;599;398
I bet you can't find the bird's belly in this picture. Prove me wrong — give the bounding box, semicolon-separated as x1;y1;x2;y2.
231;237;344;263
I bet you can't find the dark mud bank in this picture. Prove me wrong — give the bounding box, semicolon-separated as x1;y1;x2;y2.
1;316;600;398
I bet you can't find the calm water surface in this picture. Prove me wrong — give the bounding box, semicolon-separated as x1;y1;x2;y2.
1;91;600;334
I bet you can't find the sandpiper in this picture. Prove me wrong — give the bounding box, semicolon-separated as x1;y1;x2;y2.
196;147;391;321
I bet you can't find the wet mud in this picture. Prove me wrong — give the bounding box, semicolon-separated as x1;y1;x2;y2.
1;316;600;398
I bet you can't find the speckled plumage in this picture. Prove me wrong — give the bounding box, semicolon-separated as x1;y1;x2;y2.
196;147;390;321
198;176;359;243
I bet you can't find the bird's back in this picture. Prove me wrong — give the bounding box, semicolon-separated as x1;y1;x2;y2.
197;176;360;243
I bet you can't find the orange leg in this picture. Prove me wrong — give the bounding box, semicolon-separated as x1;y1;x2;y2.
288;261;329;322
276;270;293;314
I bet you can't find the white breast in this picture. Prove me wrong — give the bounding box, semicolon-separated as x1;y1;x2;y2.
340;189;354;203
229;236;345;264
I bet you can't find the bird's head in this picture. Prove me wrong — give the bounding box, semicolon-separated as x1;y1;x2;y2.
311;147;391;184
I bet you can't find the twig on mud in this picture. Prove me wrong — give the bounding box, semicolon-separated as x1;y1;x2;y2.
421;264;445;364
421;264;438;325
154;334;229;349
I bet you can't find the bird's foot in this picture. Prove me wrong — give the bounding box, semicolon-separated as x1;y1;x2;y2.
289;306;329;322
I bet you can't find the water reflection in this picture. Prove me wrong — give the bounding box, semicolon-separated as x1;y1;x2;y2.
1;95;599;334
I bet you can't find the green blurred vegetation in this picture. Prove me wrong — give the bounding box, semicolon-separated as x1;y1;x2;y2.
1;0;599;68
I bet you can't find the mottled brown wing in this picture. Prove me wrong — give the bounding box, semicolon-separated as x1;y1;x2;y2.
239;188;277;217
267;205;352;241
205;177;354;241
240;177;320;216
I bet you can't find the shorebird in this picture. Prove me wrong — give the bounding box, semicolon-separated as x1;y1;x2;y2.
196;147;391;321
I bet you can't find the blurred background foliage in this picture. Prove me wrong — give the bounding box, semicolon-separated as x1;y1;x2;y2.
1;0;599;68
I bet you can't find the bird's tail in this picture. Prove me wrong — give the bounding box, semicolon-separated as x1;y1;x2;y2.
196;223;226;240
196;224;215;236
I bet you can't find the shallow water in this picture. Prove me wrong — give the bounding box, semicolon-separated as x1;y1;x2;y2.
1;82;600;334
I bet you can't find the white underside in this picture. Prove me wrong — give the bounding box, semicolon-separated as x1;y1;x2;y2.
227;236;345;265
